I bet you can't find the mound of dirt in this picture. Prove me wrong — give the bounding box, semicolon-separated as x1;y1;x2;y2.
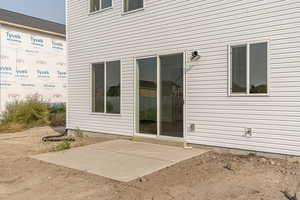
0;127;299;200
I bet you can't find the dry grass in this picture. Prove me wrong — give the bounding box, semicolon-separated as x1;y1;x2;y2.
0;97;66;134
1;96;49;132
0;123;26;133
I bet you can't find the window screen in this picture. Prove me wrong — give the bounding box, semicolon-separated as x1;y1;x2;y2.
124;0;144;12
92;63;105;112
250;43;268;94
102;0;112;9
92;61;121;113
90;0;112;12
230;42;268;95
106;61;121;114
231;45;247;93
90;0;100;12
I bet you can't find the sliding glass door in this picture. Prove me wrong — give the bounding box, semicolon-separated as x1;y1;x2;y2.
136;57;157;135
136;53;184;138
159;54;184;138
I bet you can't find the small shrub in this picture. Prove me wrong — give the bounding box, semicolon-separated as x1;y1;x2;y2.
49;113;66;127
51;140;71;152
48;103;66;114
48;104;66;127
1;95;49;130
74;127;84;138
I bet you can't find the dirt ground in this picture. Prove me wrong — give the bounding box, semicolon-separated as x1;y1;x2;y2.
0;127;299;200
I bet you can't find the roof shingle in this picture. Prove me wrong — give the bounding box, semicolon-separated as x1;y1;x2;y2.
0;8;65;35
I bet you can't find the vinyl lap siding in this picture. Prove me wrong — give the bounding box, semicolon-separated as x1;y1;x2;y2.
67;0;300;155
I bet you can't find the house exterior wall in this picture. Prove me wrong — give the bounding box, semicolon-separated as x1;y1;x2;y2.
0;24;67;111
67;0;300;156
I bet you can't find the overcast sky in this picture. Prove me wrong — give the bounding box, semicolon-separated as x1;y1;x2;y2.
1;0;65;24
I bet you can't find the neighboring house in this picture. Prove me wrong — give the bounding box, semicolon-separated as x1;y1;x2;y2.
67;0;300;156
0;9;67;111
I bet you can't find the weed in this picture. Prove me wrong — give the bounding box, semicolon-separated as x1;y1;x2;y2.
49;113;66;127
51;140;72;152
0;96;67;133
74;127;84;138
0;123;25;133
48;104;66;127
0;95;49;131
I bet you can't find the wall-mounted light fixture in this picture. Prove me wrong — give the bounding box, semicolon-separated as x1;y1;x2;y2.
191;51;201;61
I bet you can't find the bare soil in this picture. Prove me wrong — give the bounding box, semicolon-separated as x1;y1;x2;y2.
0;127;299;200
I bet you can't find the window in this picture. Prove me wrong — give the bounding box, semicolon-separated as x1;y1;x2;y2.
229;42;268;95
92;61;121;114
124;0;144;13
92;63;105;112
90;0;112;12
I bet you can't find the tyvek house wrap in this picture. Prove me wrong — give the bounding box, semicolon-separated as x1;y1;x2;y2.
0;25;67;111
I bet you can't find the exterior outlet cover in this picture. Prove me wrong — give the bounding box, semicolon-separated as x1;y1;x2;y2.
244;128;252;137
190;124;195;132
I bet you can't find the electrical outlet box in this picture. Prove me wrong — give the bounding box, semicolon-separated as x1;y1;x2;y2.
243;128;252;137
190;124;195;132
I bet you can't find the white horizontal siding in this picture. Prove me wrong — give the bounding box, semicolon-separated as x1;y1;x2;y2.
68;0;300;155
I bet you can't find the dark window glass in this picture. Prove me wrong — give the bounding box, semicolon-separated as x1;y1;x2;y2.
102;0;112;9
90;0;100;12
160;54;184;138
92;63;105;112
124;0;143;12
231;45;247;93
250;43;268;94
137;57;157;135
106;61;121;114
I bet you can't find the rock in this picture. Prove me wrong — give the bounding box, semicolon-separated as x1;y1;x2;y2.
290;171;297;175
260;158;267;163
270;160;275;165
139;177;147;182
293;161;300;165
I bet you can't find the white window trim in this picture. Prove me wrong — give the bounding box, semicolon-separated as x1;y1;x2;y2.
88;0;113;15
122;0;145;15
90;59;122;116
228;41;270;97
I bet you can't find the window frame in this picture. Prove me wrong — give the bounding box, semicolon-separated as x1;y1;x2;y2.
122;0;145;15
228;41;270;97
88;0;113;14
90;59;122;115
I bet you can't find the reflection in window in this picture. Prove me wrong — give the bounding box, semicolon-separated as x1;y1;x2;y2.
102;0;112;9
136;57;157;135
92;61;121;113
90;0;112;12
250;43;268;94
90;0;100;12
124;0;144;12
230;42;268;95
106;61;121;114
159;54;184;138
92;63;105;112
231;46;247;93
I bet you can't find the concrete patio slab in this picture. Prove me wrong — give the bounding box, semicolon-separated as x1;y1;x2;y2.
31;139;208;182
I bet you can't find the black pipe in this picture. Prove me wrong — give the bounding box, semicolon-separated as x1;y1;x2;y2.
42;128;75;142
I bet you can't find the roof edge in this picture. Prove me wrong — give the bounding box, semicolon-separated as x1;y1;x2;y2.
0;20;66;38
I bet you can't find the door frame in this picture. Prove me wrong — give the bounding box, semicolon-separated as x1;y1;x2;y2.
133;51;187;141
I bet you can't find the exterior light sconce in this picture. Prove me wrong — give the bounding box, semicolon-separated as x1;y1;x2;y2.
191;51;201;61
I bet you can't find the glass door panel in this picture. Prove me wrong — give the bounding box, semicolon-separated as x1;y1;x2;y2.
136;57;157;135
159;54;184;138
